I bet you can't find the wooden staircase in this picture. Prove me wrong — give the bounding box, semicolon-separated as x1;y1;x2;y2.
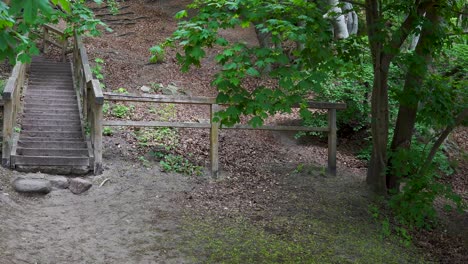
12;56;91;174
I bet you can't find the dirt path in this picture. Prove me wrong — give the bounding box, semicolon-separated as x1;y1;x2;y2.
0;159;191;263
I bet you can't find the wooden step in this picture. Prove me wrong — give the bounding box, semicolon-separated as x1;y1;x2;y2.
23;108;78;114
18;140;87;148
21;124;82;132
27;87;75;91
12;155;89;166
24;103;79;109
21;130;82;138
19;136;85;142
16;148;88;157
21;119;81;126
26;90;76;96
22;113;80;120
24;98;78;104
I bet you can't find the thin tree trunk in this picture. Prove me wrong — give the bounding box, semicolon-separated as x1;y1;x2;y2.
388;6;440;191
423;108;468;169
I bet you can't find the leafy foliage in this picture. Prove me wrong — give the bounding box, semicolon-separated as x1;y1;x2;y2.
154;0;343;127
158;153;203;176
388;142;464;230
0;0;111;64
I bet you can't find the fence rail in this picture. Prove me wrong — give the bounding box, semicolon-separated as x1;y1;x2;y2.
103;92;346;178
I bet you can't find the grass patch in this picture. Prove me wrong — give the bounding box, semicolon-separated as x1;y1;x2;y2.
180;214;428;264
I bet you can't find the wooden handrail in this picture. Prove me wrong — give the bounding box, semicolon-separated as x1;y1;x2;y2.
43;24;66;35
43;24;69;61
72;30;104;174
2;61;27;167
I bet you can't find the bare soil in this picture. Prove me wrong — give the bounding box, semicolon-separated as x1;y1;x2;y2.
0;0;466;263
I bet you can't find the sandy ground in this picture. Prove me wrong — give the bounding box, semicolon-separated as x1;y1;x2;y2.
0;157;192;264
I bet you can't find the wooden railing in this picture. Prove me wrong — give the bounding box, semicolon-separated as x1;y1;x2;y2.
73;31;104;174
103;93;346;178
42;24;69;62
2;62;27;167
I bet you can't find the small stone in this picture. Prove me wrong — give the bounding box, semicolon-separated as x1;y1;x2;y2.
68;178;92;194
197;119;210;124
13;178;51;194
140;85;151;93
48;176;69;189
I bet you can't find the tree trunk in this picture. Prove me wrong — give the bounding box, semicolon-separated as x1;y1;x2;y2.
388;6;440;191
365;0;389;194
367;58;391;194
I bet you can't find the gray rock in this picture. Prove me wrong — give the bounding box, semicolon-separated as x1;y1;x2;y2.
13;178;51;194
140;85;151;93
162;84;179;95
48;176;70;189
69;178;92;194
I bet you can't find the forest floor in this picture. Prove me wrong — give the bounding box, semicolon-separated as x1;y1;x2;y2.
0;0;466;263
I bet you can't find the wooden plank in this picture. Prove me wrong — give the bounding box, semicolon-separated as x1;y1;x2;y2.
44;39;65;49
2;99;13;167
92;102;103;175
43;24;66;35
3;77;16;100
103;93;346;110
43;27;49;53
103;120;212;129
210;104;220;179
327;109;337;176
222;124;329;132
297;102;347;109
91;79;104;105
104;93;216;105
13;156;90;166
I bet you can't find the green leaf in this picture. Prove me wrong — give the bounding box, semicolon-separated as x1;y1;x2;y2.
175;10;188;19
246;67;260;77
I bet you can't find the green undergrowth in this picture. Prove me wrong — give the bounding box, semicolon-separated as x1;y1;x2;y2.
0;78;6;94
180;213;428;264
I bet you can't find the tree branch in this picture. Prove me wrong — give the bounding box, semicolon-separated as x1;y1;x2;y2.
387;0;436;60
423;108;468;169
344;1;366;8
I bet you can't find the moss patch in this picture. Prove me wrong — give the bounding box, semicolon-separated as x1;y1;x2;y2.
180;214;429;264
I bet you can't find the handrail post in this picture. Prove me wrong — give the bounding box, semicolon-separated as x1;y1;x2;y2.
43;27;49;53
90;80;103;174
327;108;337;176
2;80;14;167
210;104;220;179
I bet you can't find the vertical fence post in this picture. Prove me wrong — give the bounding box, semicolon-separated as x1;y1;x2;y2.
43;27;49;53
61;38;67;62
327;108;337;176
2;91;13;167
90;80;103;175
210;104;220;179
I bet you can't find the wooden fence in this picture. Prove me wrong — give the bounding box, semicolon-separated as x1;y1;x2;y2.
103;93;346;178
